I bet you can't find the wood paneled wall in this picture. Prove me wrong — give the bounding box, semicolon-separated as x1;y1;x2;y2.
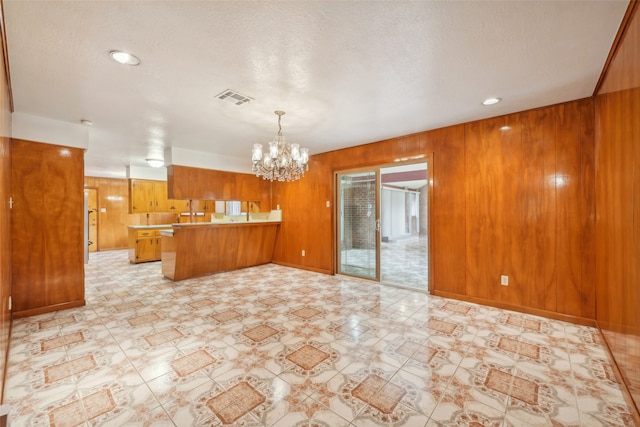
11;139;85;317
0;12;12;402
594;1;640;417
272;98;596;322
167;165;271;209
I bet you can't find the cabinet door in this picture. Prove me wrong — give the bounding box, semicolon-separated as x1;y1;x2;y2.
130;180;155;213
169;199;192;214
154;181;169;212
154;235;163;260
135;237;156;262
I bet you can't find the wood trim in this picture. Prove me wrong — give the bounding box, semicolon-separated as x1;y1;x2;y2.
13;300;86;319
1;320;11;403
426;153;435;294
271;261;332;275
593;0;639;96
595;321;640;424
432;290;597;327
0;1;13;112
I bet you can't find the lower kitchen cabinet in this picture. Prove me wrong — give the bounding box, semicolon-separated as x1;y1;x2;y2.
128;227;170;263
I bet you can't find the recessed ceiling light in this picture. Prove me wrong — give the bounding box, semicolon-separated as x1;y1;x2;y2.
109;50;140;66
483;97;502;106
500;125;511;131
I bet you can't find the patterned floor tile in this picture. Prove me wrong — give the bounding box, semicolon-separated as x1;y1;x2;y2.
4;249;635;426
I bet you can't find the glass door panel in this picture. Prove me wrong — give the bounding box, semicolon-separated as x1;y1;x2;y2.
337;170;380;280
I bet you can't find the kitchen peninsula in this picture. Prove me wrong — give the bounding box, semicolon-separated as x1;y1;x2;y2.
160;211;281;281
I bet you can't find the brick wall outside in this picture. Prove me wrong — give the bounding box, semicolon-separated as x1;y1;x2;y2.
342;177;376;250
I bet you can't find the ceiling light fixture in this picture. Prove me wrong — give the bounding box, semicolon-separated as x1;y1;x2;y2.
145;146;164;168
109;50;140;66
146;158;164;168
483;97;502;106
252;111;309;182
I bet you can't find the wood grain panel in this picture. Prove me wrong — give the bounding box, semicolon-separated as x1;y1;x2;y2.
162;223;279;281
596;87;640;417
429;125;465;295
579;100;596;320
464;114;526;306
541;107;558;313
11;139;85;317
499;114;523;307
555;102;586;317
465;117;506;301
595;2;640;419
519;108;548;310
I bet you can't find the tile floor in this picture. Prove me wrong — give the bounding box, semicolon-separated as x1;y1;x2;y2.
4;250;634;426
381;236;428;290
341;235;429;290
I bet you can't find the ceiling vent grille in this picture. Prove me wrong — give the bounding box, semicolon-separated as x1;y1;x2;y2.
216;89;254;106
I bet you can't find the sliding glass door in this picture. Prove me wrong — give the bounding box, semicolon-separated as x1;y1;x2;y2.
337;170;380;280
336;161;430;290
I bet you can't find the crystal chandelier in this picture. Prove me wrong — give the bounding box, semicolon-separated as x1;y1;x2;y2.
252;111;309;182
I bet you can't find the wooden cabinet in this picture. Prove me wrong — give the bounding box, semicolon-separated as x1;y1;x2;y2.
168;199;192;214
128;227;169;263
167;165;272;210
154;183;169;212
130;179;231;219
129;179;168;213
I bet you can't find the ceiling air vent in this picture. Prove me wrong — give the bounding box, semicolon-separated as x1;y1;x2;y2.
216;89;254;106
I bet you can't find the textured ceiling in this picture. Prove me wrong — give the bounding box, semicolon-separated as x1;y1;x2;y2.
3;1;629;178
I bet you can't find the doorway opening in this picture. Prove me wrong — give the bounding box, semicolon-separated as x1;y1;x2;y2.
336;160;430;291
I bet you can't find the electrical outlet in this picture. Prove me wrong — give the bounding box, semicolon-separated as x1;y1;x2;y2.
501;275;509;286
302;250;305;256
326;201;331;207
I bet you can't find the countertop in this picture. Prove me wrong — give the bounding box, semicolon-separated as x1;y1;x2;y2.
127;224;173;229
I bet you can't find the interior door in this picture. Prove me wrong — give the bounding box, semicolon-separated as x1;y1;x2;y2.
337;170;380;280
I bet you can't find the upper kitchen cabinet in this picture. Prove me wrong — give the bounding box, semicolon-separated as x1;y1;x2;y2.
129;179;168;213
167;165;271;210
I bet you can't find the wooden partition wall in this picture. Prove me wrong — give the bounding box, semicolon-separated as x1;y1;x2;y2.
0;9;12;402
10;139;85;317
272;97;596;323
594;1;640;417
